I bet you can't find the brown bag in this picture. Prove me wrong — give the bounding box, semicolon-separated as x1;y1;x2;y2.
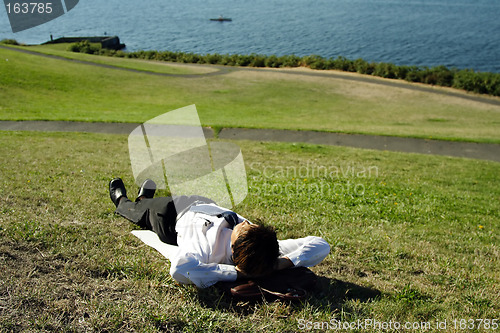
218;267;317;301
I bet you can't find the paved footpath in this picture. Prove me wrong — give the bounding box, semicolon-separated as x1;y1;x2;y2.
1;120;499;163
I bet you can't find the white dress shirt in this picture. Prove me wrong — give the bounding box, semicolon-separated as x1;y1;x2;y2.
169;203;330;288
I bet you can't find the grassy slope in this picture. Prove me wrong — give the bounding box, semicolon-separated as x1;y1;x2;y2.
0;44;499;331
1;45;500;143
0;131;498;332
19;43;216;75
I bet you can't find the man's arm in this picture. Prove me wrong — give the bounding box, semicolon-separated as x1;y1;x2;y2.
169;252;238;288
278;236;330;268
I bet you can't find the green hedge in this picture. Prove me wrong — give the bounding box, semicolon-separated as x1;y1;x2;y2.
0;39;20;45
67;40;101;54
67;41;500;97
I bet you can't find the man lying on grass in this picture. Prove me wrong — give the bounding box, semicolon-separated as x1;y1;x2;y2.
109;178;330;288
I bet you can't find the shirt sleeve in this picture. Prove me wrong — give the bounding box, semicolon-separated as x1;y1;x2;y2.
278;236;330;268
169;252;238;288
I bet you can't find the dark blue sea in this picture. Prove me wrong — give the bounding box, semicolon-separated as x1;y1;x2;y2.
1;0;499;72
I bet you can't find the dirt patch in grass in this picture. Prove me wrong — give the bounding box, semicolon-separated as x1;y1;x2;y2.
0;239;92;331
0;236;187;332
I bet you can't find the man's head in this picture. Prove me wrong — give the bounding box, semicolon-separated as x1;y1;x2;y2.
231;221;280;277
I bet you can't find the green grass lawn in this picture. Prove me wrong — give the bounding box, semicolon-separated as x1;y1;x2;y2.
1;42;499;331
0;131;498;332
1;45;500;143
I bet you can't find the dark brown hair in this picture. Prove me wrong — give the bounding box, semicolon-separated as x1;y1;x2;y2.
232;225;279;277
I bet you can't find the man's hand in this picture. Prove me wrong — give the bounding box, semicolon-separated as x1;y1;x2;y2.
236;257;294;280
235;266;260;280
235;266;247;280
274;257;294;271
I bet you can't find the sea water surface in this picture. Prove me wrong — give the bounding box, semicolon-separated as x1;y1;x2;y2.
1;0;499;72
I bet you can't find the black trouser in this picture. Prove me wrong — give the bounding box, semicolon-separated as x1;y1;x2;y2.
115;195;215;245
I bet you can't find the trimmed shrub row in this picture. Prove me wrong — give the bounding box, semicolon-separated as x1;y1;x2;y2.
65;40;500;97
0;39;20;45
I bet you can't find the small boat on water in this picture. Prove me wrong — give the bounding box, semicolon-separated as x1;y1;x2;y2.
210;16;232;22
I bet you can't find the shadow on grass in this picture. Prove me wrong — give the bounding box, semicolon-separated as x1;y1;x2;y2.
314;276;382;309
196;275;381;314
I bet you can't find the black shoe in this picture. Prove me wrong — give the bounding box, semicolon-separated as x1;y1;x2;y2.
109;178;127;207
136;179;156;201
